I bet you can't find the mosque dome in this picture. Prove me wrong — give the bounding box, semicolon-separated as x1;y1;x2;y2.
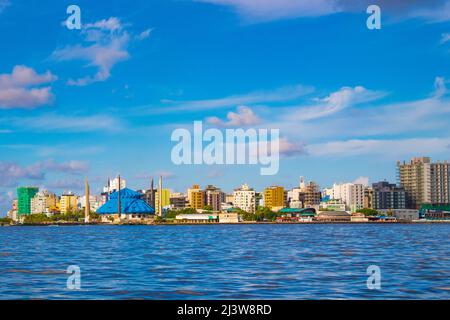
97;188;155;215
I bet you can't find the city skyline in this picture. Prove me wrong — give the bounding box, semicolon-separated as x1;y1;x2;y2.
1;1;450;215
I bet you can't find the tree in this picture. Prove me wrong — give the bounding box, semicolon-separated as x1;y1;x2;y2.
255;207;277;222
0;217;12;226
203;205;213;211
23;214;51;224
356;208;379;216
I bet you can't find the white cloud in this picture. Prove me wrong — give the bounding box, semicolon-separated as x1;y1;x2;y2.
307;138;450;158
0;159;89;187
136;28;153;40
197;0;340;21
441;33;450;44
197;0;450;22
155;84;314;113
0;65;57;109
52;17;151;86
4;114;123;133
278;138;307;157
0;0;9;13
353;176;369;187
207;106;261;127
284;86;386;121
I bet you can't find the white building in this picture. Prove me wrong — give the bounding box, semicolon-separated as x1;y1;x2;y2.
325;183;365;212
30;190;58;215
233;184;256;213
103;177;126;194
78;195;104;212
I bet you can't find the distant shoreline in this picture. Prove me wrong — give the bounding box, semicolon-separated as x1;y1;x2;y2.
2;220;450;227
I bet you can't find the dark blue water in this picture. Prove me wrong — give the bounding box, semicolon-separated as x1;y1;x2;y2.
0;224;449;299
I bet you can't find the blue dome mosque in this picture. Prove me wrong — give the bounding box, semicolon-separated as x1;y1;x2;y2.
97;188;155;219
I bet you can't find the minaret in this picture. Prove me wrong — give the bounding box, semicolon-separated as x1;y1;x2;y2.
150;177;155;207
84;177;90;224
158;176;163;217
117;175;121;221
300;176;305;189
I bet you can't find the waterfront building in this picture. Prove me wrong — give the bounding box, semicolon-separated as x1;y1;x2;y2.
155;188;171;215
351;212;369;222
377;209;419;221
205;185;224;212
397;157;450;209
218;212;240;223
276;208;316;222
175;214;219;223
233;184;256;213
30;190;58;215
325;183;365;212
17;187;39;217
320;199;347;211
372;181;406;210
187;185;206;210
97;188;155;223
287;177;321;208
60;192;78;214
316;211;351;222
264;186;285;210
419;204;450;220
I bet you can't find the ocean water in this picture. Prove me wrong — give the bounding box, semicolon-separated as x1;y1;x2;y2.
0;224;449;300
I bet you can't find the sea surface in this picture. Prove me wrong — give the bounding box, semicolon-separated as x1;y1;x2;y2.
0;224;449;300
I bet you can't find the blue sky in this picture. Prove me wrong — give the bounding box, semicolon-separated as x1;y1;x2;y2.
1;0;450;214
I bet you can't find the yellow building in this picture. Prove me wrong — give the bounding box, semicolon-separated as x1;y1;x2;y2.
264;186;285;210
187;185;205;210
155;189;171;215
60;192;78;214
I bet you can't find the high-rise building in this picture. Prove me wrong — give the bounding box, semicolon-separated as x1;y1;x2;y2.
205;185;224;212
30;190;58;215
364;187;373;209
372;181;406;210
187;185;205;210
103;177;127;194
170;193;188;209
155;189;171;215
287;177;321;208
225;194;234;204
17;187;39;217
326;183;365;212
264;186;285;210
60;192;78;214
233;184;256;213
397;157;450;209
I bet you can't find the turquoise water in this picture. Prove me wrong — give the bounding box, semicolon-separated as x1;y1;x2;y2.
0;224;449;299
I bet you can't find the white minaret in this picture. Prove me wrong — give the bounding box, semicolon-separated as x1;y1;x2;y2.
84;177;90;224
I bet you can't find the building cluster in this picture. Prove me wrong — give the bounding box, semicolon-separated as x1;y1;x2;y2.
5;157;450;223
